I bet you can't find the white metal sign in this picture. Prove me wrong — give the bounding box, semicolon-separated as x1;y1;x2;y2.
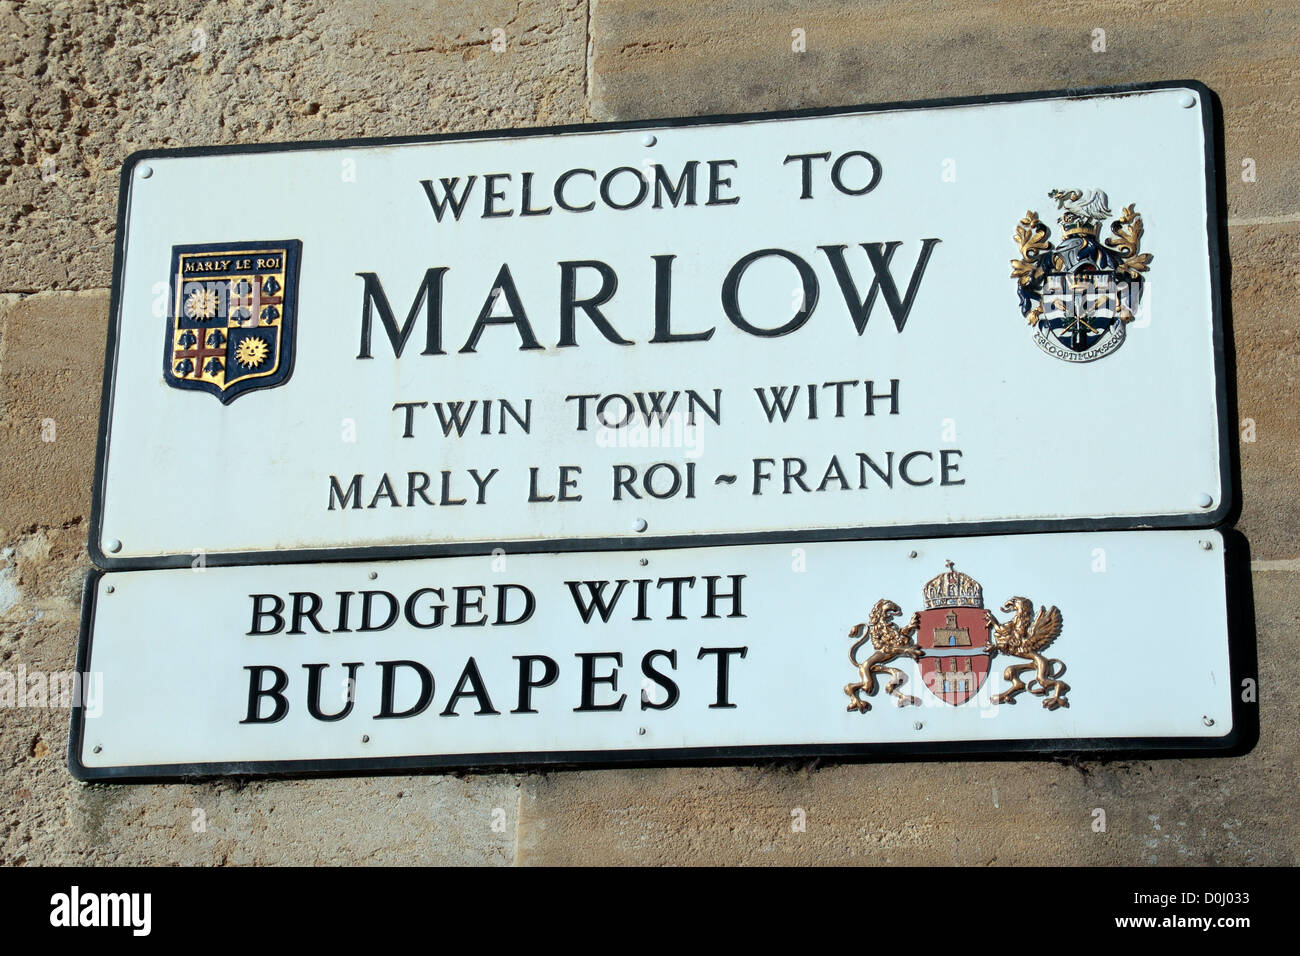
70;529;1244;780
91;82;1230;568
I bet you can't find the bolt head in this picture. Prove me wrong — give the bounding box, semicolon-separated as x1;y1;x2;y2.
1179;93;1196;108
104;584;115;594
637;727;647;735
634;518;648;533
639;557;649;566
368;571;378;580
913;721;924;730
105;538;122;553
1197;493;1214;509
1202;716;1215;727
908;550;918;559
92;745;102;754
361;734;370;743
641;133;657;147
139;165;153;178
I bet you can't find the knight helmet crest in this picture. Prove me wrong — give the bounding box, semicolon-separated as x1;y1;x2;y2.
1011;188;1153;363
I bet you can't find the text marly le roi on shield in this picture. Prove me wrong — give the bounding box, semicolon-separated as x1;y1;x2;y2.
320;148;964;512
241;575;750;723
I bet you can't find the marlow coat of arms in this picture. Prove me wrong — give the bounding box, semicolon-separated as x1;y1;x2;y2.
164;240;302;403
1011;188;1152;363
844;562;1069;712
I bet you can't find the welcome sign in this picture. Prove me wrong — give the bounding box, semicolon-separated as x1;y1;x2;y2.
90;82;1229;568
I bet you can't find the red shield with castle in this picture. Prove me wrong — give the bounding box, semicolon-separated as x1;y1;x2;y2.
915;562;992;705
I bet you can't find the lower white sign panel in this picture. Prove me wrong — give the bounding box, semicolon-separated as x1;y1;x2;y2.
70;530;1245;780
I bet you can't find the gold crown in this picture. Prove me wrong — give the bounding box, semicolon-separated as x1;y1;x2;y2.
923;560;984;609
1061;219;1100;239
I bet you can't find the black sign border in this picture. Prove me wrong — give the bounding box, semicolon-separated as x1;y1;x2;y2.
86;79;1238;571
67;527;1256;782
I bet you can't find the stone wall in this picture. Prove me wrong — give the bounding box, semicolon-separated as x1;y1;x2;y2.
1;0;1295;865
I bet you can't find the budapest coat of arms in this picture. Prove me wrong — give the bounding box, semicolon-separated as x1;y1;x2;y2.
844;562;1069;712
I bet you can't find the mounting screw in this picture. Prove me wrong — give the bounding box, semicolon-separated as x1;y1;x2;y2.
1197;493;1214;509
913;721;924;730
908;550;918;559
105;538;122;553
1202;716;1215;727
1200;540;1213;551
368;571;378;580
1179;93;1196;108
639;557;648;566
634;518;648;533
361;734;371;743
638;727;647;735
641;133;657;147
92;745;102;754
104;584;115;594
139;165;153;178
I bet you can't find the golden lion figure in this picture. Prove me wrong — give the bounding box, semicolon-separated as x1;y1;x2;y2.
986;597;1069;709
845;600;925;712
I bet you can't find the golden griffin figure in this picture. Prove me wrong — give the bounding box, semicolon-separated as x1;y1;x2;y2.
986;598;1069;709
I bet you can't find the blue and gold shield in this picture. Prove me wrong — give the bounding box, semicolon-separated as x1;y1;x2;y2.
164;240;302;403
1011;189;1153;364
